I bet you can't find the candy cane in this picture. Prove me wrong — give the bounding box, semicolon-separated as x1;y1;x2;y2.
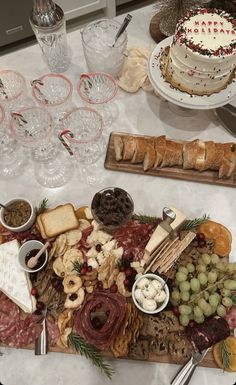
58;129;74;156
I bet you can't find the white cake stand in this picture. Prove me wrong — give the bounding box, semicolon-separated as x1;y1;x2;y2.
148;36;236;117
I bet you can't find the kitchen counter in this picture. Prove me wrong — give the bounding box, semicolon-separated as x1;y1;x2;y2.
0;4;236;385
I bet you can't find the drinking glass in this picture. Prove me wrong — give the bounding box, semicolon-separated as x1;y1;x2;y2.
0;104;26;179
0;70;28;113
81;19;128;78
31;73;74;125
10;107;73;188
60;107;105;185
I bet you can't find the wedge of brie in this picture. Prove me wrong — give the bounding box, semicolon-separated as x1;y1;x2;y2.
0;240;36;313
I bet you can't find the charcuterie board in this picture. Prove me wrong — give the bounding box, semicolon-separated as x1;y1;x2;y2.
104;132;236;187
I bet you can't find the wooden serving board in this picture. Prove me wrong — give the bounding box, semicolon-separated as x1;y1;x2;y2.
104;132;236;188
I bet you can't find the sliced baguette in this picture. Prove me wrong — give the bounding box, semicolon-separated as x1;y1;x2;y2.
131;137;149;163
161;140;183;167
143;142;156;171
114;135;123;161
40;204;79;238
183;139;205;170
123;136;136;161
154;135;166;168
219;151;236;178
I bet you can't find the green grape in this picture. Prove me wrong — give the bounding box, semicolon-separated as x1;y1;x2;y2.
226;263;234;273
198;298;208;311
224;280;236;290
186;263;195;273
209;286;217;293
193;306;203;318
201;254;211;265
222;297;233;307
178;266;189;275
221;288;231;297
179;281;191;292
181;292;190;302
196;264;207;273
171;290;181;302
216;262;227;272
207;271;218;284
176;272;188;283
204;291;210;301
190;278;200;292
218;272;225;280
216;304;226;317
209;293;220;307
190;294;197;301
179;314;190;326
203;303;213;317
197;272;208;286
211;254;220;264
194;314;205;324
179;304;192;315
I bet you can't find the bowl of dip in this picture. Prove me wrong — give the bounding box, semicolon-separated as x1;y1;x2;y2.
0;198;36;232
19;240;48;273
132;273;169;314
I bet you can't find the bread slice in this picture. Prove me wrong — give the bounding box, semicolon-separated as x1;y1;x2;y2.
154;135;166;168
114;135;123;161
143;142;156;171
183;140;205;170
36;214;47;239
161;140;183;167
131;137;149;163
219;151;236;178
123;136;136;161
40;204;79;238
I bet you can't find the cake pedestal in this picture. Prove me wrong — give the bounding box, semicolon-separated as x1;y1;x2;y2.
148;37;236;118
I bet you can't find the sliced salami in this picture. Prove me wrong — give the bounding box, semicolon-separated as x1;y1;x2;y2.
225;307;236;330
47;316;60;346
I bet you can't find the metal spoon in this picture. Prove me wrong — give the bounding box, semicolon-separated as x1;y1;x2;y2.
35;305;48;355
27;241;50;269
215;104;236;137
0;203;18;212
112;14;132;47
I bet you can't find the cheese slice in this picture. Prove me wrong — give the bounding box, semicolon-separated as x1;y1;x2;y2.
144;206;187;256
0;240;36;313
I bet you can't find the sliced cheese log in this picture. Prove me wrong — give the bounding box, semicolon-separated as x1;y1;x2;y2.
0;240;36;313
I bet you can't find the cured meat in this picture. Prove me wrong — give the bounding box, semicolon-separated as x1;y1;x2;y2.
79;226;93;249
113;221;157;261
74;290;126;350
0;292;42;348
186;316;230;352
225;307;236;330
47;316;60;346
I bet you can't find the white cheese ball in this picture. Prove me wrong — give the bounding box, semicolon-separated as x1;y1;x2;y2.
150;279;163;291
142;284;157;299
142;298;157;312
134;288;145;305
137;277;150;290
154;290;166;303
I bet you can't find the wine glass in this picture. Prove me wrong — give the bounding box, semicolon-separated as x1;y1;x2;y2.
31;73;74;126
0;104;26;179
77;72;119;129
60;107;105;185
0;70;29;114
10;107;74;188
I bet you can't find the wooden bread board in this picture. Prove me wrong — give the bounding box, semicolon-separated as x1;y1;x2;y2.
4;343;218;369
104;132;236;187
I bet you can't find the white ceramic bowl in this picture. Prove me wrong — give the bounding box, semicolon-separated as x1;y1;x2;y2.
132;273;169;314
18;240;48;273
0;197;36;232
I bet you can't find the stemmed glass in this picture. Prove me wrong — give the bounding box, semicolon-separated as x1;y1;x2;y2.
60;107;105;185
31;73;74;126
10;107;73;188
0;104;26;179
77;72;119;129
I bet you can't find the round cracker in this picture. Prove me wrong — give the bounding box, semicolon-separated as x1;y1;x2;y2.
66;229;82;246
53;256;66;278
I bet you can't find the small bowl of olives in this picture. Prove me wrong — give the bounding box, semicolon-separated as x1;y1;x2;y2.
91;187;134;231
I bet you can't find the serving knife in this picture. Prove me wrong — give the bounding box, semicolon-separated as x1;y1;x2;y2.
35;306;48;355
171;349;209;385
215;104;236;137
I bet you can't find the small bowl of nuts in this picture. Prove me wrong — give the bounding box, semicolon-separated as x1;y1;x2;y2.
91;187;134;231
0;197;36;232
132;273;169;314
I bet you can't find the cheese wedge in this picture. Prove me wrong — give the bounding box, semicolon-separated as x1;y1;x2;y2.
144;207;187;256
0;240;36;313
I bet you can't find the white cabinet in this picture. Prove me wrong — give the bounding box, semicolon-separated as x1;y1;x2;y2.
56;0;116;20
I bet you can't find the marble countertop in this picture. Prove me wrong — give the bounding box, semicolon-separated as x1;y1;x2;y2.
0;4;236;385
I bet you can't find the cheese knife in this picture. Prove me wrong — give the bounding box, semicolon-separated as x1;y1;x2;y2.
215;104;236;137
171;349;209;385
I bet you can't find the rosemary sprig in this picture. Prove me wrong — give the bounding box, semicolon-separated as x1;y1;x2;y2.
132;213;159;224
68;333;115;379
180;214;210;231
221;340;230;371
36;198;49;215
72;261;83;275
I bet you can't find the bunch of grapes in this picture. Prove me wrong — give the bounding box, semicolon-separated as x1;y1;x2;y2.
170;252;236;326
